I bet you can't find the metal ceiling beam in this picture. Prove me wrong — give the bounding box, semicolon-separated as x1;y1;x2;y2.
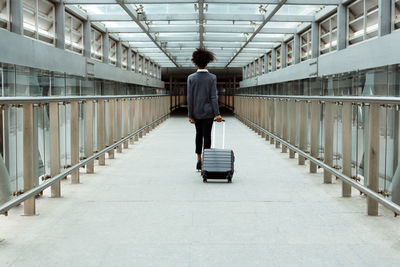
90;13;314;22
225;0;287;67
106;25;297;34
134;13;314;22
122;36;282;42
64;0;339;4
199;0;205;48
128;42;276;49
115;0;180;67
138;47;271;52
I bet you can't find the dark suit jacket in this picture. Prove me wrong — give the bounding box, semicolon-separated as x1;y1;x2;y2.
187;71;220;120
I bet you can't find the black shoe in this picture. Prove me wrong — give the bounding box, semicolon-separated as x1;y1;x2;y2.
196;160;202;171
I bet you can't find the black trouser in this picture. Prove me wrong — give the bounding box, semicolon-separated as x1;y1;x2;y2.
194;118;214;155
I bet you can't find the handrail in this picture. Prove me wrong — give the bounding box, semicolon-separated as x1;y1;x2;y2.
0;94;168;105
236;113;400;216
0;112;169;215
236;94;400;105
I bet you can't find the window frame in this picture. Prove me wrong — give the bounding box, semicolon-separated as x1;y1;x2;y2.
65;11;84;54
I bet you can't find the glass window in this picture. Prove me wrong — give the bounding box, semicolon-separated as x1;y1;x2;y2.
347;0;378;46
300;28;312;61
109;38;117;65
393;0;400;31
122;46;128;70
0;0;9;30
23;0;55;45
320;13;337;55
267;52;272;72
65;12;83;54
286;39;293;66
276;46;281;69
91;27;103;61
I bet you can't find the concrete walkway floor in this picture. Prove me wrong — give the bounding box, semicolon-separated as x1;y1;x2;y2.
1;115;400;267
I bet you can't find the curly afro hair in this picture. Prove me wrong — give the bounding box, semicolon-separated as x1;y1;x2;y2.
191;47;215;68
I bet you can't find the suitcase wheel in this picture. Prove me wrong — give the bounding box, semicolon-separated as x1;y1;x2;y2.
203;178;207;183
228;178;232;183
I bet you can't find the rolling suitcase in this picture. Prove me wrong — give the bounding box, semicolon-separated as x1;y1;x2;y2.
201;119;235;183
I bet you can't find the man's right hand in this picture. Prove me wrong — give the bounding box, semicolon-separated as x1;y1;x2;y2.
216;115;223;122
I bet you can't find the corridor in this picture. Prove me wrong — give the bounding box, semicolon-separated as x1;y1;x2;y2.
1;115;399;267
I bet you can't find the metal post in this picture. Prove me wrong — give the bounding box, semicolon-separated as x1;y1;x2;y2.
129;99;134;144
70;101;79;183
103;32;110;64
378;0;391;37
107;100;115;159
294;33;300;64
139;99;143;138
337;3;347;51
271;49;277;71
135;52;140;73
342;102;352;197
123;99;129;148
11;0;23;35
134;98;140;141
275;99;281;148
97;100;105;166
116;41;122;68
23;104;35;215
311;21;319;58
127;49;132;71
49;102;61;197
261;98;266;138
269;98;275;145
265;98;269;141
324;102;334;183
289;100;296;158
298;101;306;165
281;100;288;153
83;20;91;58
116;99;122;153
367;104;380;216
310;100;319;173
55;2;65;49
281;42;287;68
85;101;94;173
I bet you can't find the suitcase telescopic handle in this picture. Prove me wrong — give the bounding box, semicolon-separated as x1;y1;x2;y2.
212;119;225;149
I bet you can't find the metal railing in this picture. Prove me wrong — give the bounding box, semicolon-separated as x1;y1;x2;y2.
0;95;170;216
235;94;400;216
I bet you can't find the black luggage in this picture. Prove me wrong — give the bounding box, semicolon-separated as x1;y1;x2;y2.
201;120;235;183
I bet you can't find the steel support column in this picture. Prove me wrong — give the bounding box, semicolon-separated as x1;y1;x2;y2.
85;101;94;173
11;0;23;35
367;104;380;215
70;101;80;183
289;100;296;158
108;100;115;159
298;101;307;165
310;100;319;173
103;32;110;64
49;102;61;197
55;2;65;49
342;102;352;197
23;104;35;215
324;102;334;183
98;100;106;165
